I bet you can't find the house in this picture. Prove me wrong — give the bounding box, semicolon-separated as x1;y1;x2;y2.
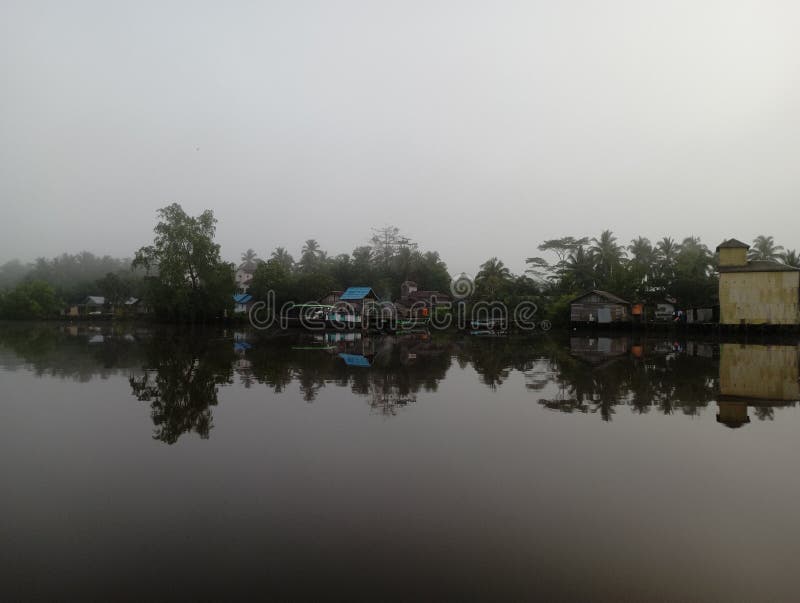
685;306;718;324
319;290;343;306
80;296;111;317
654;297;677;321
716;238;800;325
121;297;151;317
233;293;254;314
569;290;631;324
330;287;386;325
396;281;451;317
235;259;261;293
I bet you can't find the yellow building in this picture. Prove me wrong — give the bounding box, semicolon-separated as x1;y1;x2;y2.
717;343;800;427
716;238;800;325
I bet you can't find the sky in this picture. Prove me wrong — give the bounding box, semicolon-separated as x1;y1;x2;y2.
2;0;799;276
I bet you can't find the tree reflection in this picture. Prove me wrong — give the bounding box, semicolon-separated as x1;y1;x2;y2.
129;332;234;444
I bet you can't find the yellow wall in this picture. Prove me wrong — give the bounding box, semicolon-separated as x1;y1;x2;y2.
719;343;800;401
719;271;800;325
718;247;747;267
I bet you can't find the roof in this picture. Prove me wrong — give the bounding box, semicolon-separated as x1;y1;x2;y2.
124;297;140;305
718;260;800;273
716;238;750;251
233;293;253;303
84;296;105;305
340;287;377;301
339;353;371;367
570;290;630;305
405;290;451;302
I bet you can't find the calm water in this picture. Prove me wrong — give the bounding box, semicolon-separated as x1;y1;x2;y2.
1;323;800;601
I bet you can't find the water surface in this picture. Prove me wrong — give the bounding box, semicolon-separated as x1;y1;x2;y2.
1;323;799;601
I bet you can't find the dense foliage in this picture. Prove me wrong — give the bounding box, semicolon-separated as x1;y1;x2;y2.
2;212;799;323
133;204;235;322
249;226;452;305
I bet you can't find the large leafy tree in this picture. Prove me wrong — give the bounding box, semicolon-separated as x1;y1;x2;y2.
96;272;132;307
0;280;60;319
133;203;234;321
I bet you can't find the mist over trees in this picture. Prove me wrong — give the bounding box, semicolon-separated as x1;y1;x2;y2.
1;201;798;323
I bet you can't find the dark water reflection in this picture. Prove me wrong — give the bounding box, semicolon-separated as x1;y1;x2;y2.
1;323;799;600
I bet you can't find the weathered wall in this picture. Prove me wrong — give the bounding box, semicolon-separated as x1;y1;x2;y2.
719;271;799;325
719;343;800;401
570;303;629;323
718;247;747;267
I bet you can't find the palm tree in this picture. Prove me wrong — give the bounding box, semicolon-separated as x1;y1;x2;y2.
627;237;654;293
476;257;512;297
654;236;680;287
270;247;294;271
300;239;322;272
590;230;625;282
239;248;258;270
749;235;783;261
559;246;595;291
782;249;800;268
301;239;321;258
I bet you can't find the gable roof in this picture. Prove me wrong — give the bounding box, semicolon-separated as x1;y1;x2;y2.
84;296;105;305
340;287;378;301
570;290;630;305
718;260;800;273
716;238;750;251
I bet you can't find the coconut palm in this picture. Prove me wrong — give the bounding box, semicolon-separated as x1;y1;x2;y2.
749;235;783;261
590;230;625;282
239;248;258;271
782;249;800;268
301;239;321;258
270;247;295;271
475;257;512;297
299;239;322;272
559;245;596;291
627;236;654;293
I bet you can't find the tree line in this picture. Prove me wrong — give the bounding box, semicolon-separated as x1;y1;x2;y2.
1;203;798;321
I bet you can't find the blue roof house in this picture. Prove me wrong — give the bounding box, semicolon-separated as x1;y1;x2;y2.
339;287;380;302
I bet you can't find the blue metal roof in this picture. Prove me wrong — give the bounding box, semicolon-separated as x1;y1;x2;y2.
233;293;253;303
339;353;371;367
340;287;375;301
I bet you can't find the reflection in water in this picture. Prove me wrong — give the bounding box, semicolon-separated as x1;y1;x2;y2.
128;333;235;443
4;323;800;600
717;343;800;427
1;324;799;440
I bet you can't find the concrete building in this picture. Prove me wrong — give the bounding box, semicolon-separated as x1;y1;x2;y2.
716;238;800;325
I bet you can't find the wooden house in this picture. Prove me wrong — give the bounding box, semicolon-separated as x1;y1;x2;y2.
395;280;451;317
570;290;630;324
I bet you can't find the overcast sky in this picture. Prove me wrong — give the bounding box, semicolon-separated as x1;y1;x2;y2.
2;0;799;275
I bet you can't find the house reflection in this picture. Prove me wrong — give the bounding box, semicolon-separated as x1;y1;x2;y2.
717;343;800;428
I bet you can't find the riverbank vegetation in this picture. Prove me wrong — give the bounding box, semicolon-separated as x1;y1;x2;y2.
1;204;798;322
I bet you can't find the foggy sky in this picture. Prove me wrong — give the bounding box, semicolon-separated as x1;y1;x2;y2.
2;1;799;276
